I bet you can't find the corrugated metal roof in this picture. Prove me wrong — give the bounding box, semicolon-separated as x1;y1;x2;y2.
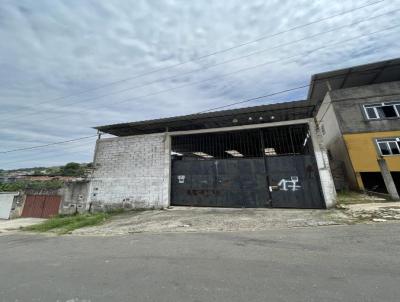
95;100;314;136
307;57;400;105
95;57;400;137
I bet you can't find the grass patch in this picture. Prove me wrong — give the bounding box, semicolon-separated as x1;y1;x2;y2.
22;212;118;235
336;190;387;205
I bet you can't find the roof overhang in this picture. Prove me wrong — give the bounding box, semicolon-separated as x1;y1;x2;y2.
95;100;314;136
307;58;400;106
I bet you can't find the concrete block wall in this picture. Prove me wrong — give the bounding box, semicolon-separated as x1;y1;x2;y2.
329;81;400;134
59;181;90;214
89;133;170;210
6;182;90;218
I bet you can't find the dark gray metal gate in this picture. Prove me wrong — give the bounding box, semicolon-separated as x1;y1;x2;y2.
170;124;325;209
172;158;269;208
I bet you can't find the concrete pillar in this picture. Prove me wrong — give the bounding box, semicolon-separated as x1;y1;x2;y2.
355;173;365;190
377;158;399;200
86;137;101;211
309;121;337;208
163;134;172;207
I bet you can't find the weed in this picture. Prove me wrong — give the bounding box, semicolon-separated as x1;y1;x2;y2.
336;190;387;205
22;212;112;235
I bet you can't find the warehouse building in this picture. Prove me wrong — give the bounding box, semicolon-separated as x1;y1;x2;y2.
89;100;336;210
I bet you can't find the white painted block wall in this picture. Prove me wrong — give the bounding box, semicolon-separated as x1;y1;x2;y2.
309;121;337;208
0;192;18;219
89;133;170;209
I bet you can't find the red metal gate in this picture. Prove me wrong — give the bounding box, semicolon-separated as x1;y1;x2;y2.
21;195;61;218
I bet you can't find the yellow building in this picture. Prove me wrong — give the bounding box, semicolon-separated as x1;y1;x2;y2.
343;131;400;190
311;59;400;199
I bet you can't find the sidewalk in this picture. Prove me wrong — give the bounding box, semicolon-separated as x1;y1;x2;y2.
0;218;46;235
2;196;399;237
72;206;351;236
72;198;400;236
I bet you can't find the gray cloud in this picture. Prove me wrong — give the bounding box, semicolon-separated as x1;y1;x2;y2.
1;0;399;168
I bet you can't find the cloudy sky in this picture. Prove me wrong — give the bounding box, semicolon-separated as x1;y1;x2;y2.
1;0;399;169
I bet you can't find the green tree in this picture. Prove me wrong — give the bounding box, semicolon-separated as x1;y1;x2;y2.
0;180;64;192
61;162;85;176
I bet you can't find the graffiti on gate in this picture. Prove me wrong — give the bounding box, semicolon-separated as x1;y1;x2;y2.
177;175;186;184
277;176;301;192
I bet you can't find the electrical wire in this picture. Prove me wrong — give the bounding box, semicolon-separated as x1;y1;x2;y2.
2;53;399;164
0;135;98;154
1;139;97;166
1;5;400;122
1;14;399;160
1;84;316;161
1;6;397;123
0;0;386;117
1;20;398;132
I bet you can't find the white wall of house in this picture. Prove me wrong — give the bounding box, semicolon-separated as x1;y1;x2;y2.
0;192;18;219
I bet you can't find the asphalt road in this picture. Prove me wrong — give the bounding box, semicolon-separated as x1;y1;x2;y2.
1;223;400;302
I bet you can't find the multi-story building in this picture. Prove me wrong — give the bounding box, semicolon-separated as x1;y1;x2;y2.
315;58;400;199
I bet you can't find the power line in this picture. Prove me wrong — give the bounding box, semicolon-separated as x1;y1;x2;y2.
0;0;386;118
1;20;398;132
1;24;398;168
1;140;96;166
4;53;399;161
86;25;400;108
0;135;98;154
1;147;91;166
27;23;400;121
1;21;399;157
2;6;397;123
197;85;310;114
0;86;309;156
2;53;399;162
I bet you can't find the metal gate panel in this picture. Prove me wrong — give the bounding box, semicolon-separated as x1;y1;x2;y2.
267;155;324;208
41;195;61;218
21;195;61;218
22;195;44;218
171;158;269;208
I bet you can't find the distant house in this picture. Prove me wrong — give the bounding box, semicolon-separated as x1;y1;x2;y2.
315;58;400;199
0;176;17;184
18;175;83;182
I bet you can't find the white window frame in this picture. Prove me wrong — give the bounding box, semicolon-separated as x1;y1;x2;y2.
364;102;400;120
376;137;400;156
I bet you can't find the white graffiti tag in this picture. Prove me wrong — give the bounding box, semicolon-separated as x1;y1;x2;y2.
277;176;301;191
177;175;186;184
